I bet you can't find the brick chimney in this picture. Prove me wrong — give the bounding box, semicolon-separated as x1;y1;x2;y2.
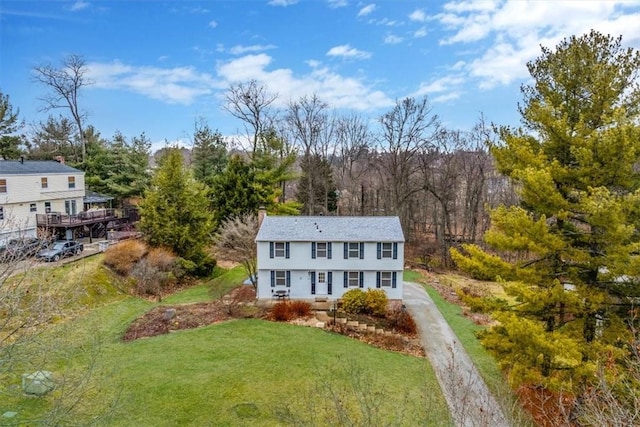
258;207;266;226
54;155;65;164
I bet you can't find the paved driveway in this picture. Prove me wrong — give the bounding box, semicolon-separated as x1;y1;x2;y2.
403;282;510;427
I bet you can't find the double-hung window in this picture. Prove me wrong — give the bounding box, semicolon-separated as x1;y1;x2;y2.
344;242;363;259
270;242;290;258
376;271;397;288
270;270;291;287
68;176;76;189
344;271;363;288
41;177;48;189
317;242;327;257
311;242;332;259
377;242;398;259
0;179;6;193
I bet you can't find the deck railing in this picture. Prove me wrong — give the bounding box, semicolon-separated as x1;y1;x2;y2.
36;208;121;226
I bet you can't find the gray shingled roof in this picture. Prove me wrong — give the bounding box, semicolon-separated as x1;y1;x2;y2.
256;216;405;242
0;160;83;175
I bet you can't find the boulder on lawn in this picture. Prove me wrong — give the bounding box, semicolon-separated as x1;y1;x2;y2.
22;371;55;396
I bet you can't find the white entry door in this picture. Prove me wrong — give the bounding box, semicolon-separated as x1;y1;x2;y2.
316;271;328;295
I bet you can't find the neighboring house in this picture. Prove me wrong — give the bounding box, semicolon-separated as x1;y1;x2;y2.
255;215;405;301
0;159;85;242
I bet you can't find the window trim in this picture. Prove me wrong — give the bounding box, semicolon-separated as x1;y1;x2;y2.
348;271;360;287
348;242;359;258
381;242;393;258
41;177;48;189
68;176;76;189
0;179;6;193
30;203;37;213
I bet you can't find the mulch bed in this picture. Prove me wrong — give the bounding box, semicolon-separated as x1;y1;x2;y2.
122;302;232;342
122;287;425;357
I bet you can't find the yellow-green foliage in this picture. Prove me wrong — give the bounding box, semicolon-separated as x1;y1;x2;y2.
450;244;513;281
364;289;388;316
480;312;584;390
455;288;508;313
341;288;366;314
342;289;389;316
484;205;565;255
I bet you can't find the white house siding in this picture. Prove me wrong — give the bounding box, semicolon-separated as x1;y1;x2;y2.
0;164;85;242
256;240;404;301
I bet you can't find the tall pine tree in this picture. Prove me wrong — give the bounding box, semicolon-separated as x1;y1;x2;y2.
451;31;640;390
139;148;215;274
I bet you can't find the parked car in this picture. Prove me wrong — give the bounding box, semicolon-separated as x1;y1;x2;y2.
0;238;49;262
36;240;84;262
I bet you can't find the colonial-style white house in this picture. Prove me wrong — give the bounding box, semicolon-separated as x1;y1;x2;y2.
255;215;405;301
0;159;85;242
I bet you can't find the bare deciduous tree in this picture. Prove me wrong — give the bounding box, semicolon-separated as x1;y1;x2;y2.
376;97;441;237
32;54;91;163
285;94;337;215
214;213;259;288
223;79;278;156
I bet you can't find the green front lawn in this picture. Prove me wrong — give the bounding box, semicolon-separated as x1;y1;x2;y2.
2;263;452;426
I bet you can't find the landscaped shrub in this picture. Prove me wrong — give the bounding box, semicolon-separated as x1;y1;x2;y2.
103;239;148;275
341;289;367;314
146;247;176;271
386;306;417;335
288;301;311;318
364;289;388;316
271;301;293;322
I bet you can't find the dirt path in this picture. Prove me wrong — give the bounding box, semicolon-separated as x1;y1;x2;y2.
403;281;511;427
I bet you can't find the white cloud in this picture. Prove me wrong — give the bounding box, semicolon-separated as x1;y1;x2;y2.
216;54;393;111
409;9;427;22
384;35;403;45
70;1;89;11
86;61;219;105
229;44;277;55
414;27;427;38
327;0;348;8
434;0;640;90
208;20;218;28
268;0;298;6
357;4;376;17
326;44;372;60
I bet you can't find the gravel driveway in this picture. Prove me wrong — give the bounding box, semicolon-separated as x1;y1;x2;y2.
403;281;510;427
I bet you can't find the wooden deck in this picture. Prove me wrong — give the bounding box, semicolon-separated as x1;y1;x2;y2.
36;208;121;227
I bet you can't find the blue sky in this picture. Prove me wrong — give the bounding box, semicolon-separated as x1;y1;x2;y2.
2;0;640;151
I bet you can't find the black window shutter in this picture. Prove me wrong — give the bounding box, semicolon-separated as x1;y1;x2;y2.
286;271;291;287
311;272;316;294
393;242;398;259
285;242;290;259
377;242;381;259
328;272;333;295
359;242;364;259
343;242;348;259
269;242;274;258
311;242;316;259
359;271;364;288
270;271;275;287
343;271;348;288
327;242;332;259
392;272;397;288
376;272;381;288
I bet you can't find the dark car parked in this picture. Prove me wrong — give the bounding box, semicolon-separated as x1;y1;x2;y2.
36;240;84;262
0;238;49;262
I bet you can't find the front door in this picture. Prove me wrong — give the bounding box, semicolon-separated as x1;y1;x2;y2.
316;271;328;295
